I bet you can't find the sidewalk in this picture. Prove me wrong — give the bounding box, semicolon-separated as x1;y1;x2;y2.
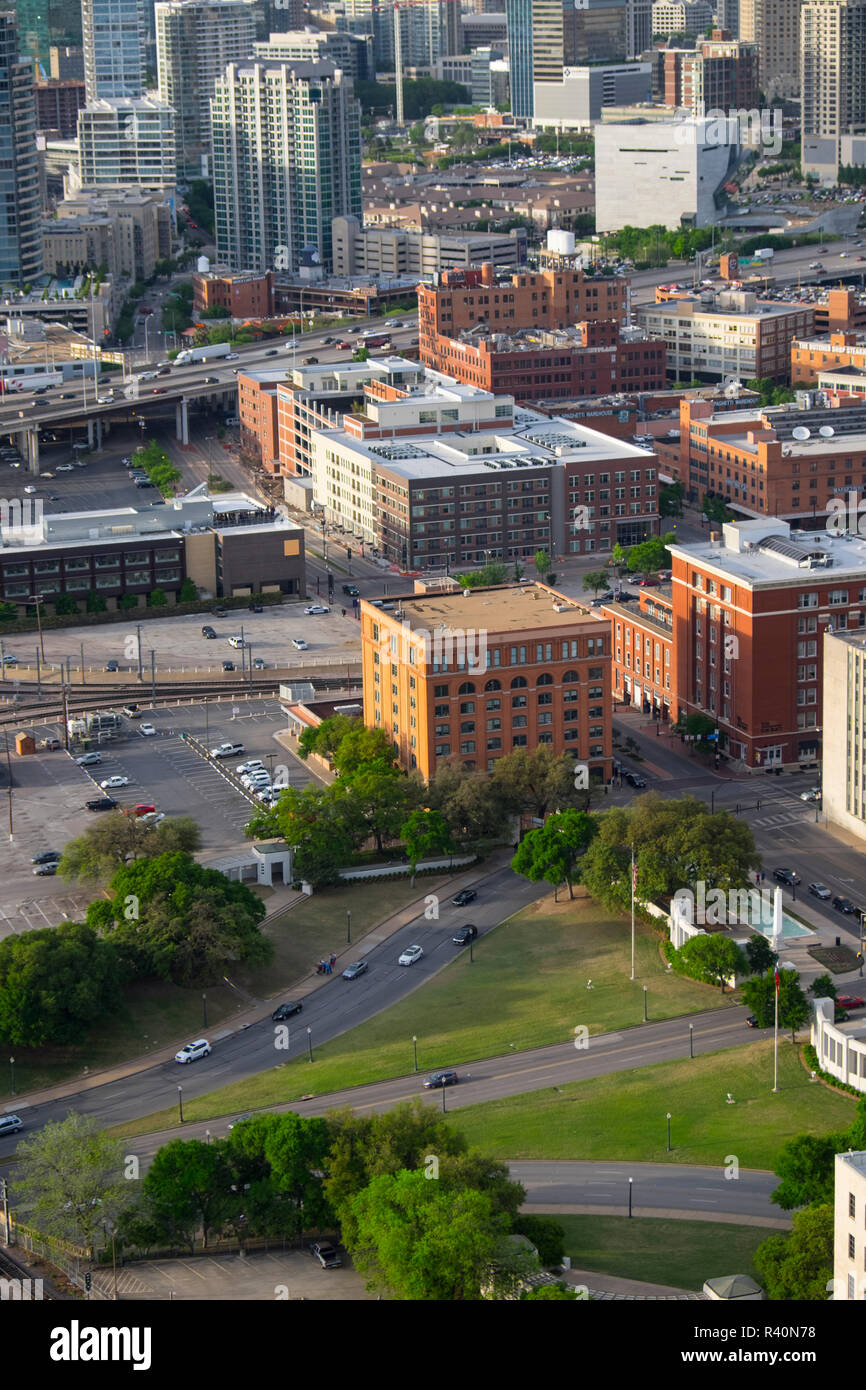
8;855;508;1111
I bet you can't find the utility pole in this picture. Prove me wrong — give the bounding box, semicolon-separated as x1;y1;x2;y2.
4;730;12;841
150;649;156;708
394;3;404;126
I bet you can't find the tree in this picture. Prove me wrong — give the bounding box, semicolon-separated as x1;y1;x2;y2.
86;589;107;614
754;1204;834;1300
533;550;551;580
701;493;732;525
140;1139;235;1250
456;561;508;589
659;481;684;518
610;542;627;575
297;713;362;763
227;1112;334;1233
59;815;201;885
511;1214;565;1266
427;760;510;841
54;593;79;615
627;535;673;578
521;1282;579;1300
332;726;398;778
491;746;587;821
810;973;837;1001
14;1114;131;1252
401;808;456;877
770;1133;846;1210
0;600;17;622
353;345;370;362
741;968;808;1036
179;577;198;603
348;1169;509;1300
0;921;122;1046
511;810;597;899
582;570;610;597
675;934;748;992
745;933;778;975
148;587;168;607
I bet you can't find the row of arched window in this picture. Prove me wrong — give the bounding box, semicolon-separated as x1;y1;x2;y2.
456;673;581;695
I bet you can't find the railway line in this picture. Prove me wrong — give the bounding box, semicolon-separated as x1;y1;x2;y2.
0;1242;57;1299
0;673;362;729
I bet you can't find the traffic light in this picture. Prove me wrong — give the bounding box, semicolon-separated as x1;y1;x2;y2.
84;1272;92;1292
346;548;352;559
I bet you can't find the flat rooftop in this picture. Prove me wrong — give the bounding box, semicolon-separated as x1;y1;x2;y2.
669;519;866;586
365;583;604;635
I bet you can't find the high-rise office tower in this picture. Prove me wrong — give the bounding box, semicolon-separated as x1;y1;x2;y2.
81;0;146;102
801;0;866;179
740;0;805;98
13;0;82;65
156;0;256;177
0;10;42;283
505;0;534;117
211;60;362;273
533;0;628;79
76;96;176;188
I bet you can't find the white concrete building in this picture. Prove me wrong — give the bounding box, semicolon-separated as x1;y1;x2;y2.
635;291;810;381
651;0;714;32
812;996;866;1095
822;629;866;844
531;61;652;130
594;117;739;232
834;1149;866;1300
76;98;176;191
331;216;526;278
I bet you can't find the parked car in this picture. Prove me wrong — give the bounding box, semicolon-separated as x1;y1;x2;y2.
222;660;235;671
139;722;157;736
249;602;263;613
292;638;308;650
452;888;477;906
133;804;156;817
800;789;821;802
31;850;61;864
304;605;329;615
211;742;244;758
272;1001;303;1021
86;796;118;811
342;960;368;980
310;1242;342;1269
424;1070;459;1089
253;657;266;669
104;661;119;673
99;776;129;789
226;1113;253;1132
398;944;424;966
833;896;856;914
121;705;142;718
174;1038;211;1064
624;771;647;788
808;882;831;900
38;736;61;750
452;924;478;945
236;760;265;776
837;995;866;1011
76;752;102;766
201;625;216;639
33;862;58;876
773;868;800;887
0;1114;23;1136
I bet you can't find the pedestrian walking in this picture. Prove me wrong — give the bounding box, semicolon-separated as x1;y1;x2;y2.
329;953;336;971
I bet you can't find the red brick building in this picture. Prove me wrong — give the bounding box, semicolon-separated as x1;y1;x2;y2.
236;369;283;468
603;589;678;721
192;269;275;319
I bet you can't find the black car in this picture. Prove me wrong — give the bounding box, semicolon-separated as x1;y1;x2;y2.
452;888;477;907
453;924;478;945
773;868;800;887
624;771;647;788
86;796;118;812
31;849;61;864
272;1001;303;1021
249;602;263;613
105;660;119;672
203;376;219;384
33;862;58;876
833;896;856;914
201;625;216;639
342;584;360;597
222;660;235;671
745;1015;761;1028
265;349;279;357
424;1070;459;1089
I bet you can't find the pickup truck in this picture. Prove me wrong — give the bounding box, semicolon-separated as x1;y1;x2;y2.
38;736;61;750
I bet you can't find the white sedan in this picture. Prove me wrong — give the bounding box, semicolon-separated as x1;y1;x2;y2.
55;463;75;472
398;944;424;967
99;775;129;789
139;723;157;736
304;605;329;616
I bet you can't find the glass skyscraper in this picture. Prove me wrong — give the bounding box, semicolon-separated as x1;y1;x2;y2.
81;0;145;101
505;0;534;118
0;10;42;283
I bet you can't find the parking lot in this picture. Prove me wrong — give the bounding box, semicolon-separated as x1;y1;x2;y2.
1;699;317;937
107;1247;370;1301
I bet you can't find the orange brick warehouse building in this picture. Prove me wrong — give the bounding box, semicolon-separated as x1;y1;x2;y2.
360;583;612;782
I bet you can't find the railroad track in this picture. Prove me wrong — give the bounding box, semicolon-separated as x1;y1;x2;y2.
0;1242;56;1299
0;674;362;728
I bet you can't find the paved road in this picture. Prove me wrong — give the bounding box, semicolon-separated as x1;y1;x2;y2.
0;859;550;1152
512;1159;788;1227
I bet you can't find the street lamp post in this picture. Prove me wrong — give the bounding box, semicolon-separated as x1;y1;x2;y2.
9;1057;14;1096
441;1078;447;1113
628;1177;633;1218
643;985;648;1022
689;1023;694;1059
347;909;352;944
307;1026;313;1063
177;1085;184;1124
412;1035;418;1071
666;1112;672;1151
202;992;207;1028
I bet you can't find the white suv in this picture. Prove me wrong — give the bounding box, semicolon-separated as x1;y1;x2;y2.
174;1039;211;1064
0;1114;23;1137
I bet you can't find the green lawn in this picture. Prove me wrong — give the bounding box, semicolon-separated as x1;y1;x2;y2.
110;888;736;1136
554;1215;768;1292
1;877;448;1100
453;1040;857;1168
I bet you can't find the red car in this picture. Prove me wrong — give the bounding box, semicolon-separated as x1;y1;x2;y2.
133;803;156;817
638;577;660;587
837;995;865;1011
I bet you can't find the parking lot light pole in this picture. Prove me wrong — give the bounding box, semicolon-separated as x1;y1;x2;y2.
136;624;142;681
689;1023;694;1058
441;1078;447;1113
9;1057;14;1096
177;1085;183;1124
666;1112;672;1152
628;1177;633;1218
412;1035;418;1071
307;1026;313;1063
202;993;207;1028
347;909;351;944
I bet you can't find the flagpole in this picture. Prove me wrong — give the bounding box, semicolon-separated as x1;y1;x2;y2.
778;961;783;1089
631;847;635;982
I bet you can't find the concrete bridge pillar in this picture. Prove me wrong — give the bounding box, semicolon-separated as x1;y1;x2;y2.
175;396;189;445
22;427;40;474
